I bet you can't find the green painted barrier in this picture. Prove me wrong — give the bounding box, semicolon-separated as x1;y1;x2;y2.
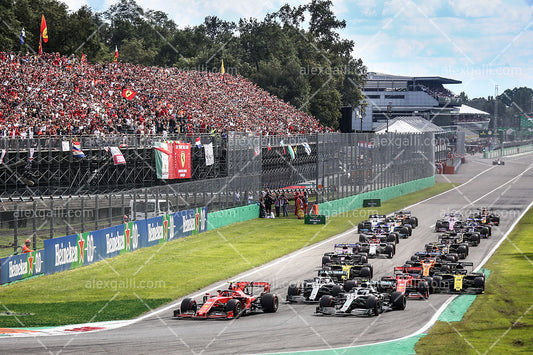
206;175;435;230
318;176;435;217
207;204;259;230
483;144;533;159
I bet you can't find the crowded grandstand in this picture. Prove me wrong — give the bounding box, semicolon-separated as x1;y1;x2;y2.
0;52;331;137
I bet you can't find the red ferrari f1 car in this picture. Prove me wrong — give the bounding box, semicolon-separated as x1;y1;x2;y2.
173;281;279;319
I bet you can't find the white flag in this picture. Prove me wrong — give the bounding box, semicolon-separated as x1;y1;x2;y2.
109;146;126;165
204;143;214;166
62;141;70;151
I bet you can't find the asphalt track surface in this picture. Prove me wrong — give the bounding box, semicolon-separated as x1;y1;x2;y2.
2;152;532;354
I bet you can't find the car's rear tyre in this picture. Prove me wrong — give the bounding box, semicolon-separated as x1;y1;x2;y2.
418;281;429;298
391;291;406;310
432;276;443;293
343;280;357;292
361;265;373;279
261;293;279;313
180;298;197;314
321;255;331;266
331;285;342;297
287;284;299;297
225;299;243;318
457;245;468;259
357;222;364;232
385;244;394;258
446;254;458;262
387;234;396;243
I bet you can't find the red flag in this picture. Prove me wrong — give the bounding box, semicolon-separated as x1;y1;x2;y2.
121;88;136;100
81;53;86;63
114;45;118;63
40;15;48;43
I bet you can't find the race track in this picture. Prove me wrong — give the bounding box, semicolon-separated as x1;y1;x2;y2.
2;152;532;354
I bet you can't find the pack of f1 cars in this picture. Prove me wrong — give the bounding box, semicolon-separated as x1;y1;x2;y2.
359;229;399;244
286;272;362;303
430;269;485;294
358;238;396;259
393;210;419;228
322;243;368;266
470;208;500;226
315;283;406;316
435;213;464;232
174;281;278;319
322;263;374;281
377;273;430;300
357;214;387;232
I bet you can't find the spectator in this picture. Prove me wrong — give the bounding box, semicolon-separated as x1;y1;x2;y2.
0;52;331;137
248;191;254;204
281;194;289;217
274;193;280;218
303;191;309;215
264;191;273;215
258;198;266;218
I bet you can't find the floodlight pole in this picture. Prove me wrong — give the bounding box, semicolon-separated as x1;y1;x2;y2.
386;102;392;133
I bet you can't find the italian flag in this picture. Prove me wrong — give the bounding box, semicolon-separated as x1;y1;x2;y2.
154;142;171;179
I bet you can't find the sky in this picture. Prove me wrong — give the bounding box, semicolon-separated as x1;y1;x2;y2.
62;0;533;99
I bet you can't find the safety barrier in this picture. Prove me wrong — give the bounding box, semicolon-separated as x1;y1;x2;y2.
318;176;435;217
0;207;207;285
0;175;436;285
484;144;533;159
207;204;259;230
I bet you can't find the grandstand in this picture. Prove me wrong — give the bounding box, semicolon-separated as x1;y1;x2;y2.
359;72;462;130
0;52;330;138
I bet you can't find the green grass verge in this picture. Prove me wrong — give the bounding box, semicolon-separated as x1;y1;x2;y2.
0;183;457;327
415;207;533;354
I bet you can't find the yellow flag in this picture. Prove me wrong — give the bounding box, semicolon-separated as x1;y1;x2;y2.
221;59;225;74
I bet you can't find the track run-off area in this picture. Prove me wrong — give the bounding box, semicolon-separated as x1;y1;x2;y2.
1;152;532;354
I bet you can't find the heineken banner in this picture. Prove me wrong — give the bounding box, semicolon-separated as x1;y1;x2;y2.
0;250;44;284
0;207;207;285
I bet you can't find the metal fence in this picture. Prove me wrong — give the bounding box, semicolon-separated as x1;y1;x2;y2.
0;132;435;256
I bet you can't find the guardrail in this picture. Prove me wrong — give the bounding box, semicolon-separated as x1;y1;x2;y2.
484;144;533;159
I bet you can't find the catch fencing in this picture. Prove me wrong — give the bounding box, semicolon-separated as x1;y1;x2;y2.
0;132;436;256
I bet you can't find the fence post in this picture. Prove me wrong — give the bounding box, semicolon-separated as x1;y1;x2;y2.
66;197;70;236
108;194;112;227
13;203;18;253
95;194;99;231
50;198;54;239
81;195;85;233
32;200;37;249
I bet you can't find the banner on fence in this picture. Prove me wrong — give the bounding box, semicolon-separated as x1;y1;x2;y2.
0;206;207;285
0;250;44;284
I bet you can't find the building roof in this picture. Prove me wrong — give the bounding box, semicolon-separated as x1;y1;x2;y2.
457;104;490;115
375;116;446;134
366;72;462;85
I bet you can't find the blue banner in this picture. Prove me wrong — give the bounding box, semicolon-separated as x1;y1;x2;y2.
1;206;208;285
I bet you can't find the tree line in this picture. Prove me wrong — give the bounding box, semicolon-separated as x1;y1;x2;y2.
459;87;533;128
0;0;367;129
